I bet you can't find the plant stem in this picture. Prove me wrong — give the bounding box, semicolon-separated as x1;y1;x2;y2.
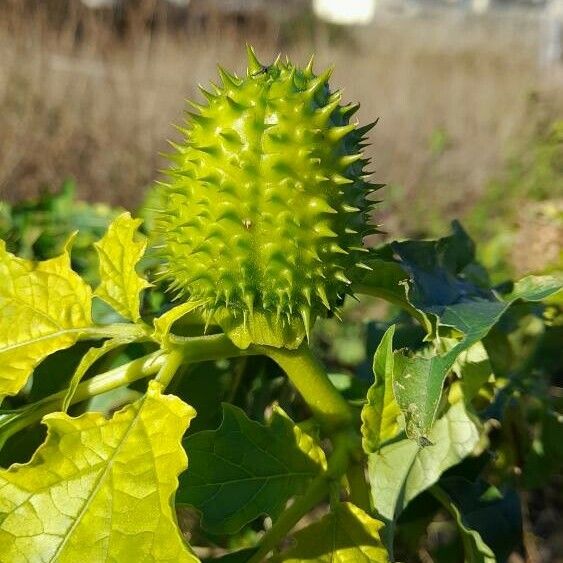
248;430;354;563
156;348;185;389
260;343;353;433
171;332;254;363
0;352;165;444
346;458;371;512
3;334;259;444
81;323;149;341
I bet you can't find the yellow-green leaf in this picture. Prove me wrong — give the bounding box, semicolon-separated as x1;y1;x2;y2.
94;212;150;322
361;325;402;453
0;240;92;397
61;337;134;412
0;380;198;562
275;502;389;562
153;300;206;344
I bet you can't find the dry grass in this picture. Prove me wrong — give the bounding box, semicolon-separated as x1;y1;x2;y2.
0;4;561;236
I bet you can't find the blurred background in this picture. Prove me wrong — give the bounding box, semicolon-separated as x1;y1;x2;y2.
0;0;561;282
0;2;562;561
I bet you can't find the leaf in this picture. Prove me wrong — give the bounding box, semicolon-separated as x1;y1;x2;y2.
153;300;207;344
178;404;324;534
0;239;93;397
357;253;433;335
0;380;198;562
361;325;401;453
61;337;134;411
433;477;522;563
94;212;150;322
273;502;388;562
456;342;494;402
368;401;480;523
393;274;563;441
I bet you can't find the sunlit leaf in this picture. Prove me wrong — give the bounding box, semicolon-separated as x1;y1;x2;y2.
0;380;198;562
94;212;150;322
152;300;207;344
178;404;324;534
361;325;401;453
393;274;562;441
0;239;92;397
368;401;480;524
61;337;134;411
273;502;388;562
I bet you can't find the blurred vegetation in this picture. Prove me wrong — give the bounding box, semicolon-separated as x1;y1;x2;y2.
466;118;563;283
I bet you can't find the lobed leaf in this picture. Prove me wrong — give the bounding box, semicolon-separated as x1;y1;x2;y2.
0;380;197;562
94;212;150;322
178;404;325;535
0;239;93;397
272;502;388;562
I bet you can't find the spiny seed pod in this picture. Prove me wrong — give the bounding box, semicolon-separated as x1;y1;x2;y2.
151;46;379;348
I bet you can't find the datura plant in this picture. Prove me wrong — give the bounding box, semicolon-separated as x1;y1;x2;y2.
0;47;561;562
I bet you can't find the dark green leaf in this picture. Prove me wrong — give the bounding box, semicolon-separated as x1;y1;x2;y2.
178;404;325;534
433;477;522;563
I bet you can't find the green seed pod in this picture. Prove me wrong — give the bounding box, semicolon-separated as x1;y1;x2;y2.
151;46;377;348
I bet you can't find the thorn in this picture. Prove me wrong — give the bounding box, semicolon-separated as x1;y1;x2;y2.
300;307;311;341
186;99;205;111
305;54;315;76
314;225;338;238
340;154;363;168
335;271;352;284
340;102;360;118
356;262;373;271
198;83;216;101
330;244;349;255
333;174;354;186
188;112;213;127
328;123;357;143
317;285;331;309
217;65;241;88
246;43;262;75
196;144;220;157
306;66;333;97
342;204;361;212
315;97;340;123
357;120;378;136
226;96;246;112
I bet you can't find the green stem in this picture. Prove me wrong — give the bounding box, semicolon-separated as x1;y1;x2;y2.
260;343;353;433
2;334;257;445
1;352;165;444
171;333;254;363
81;323;149;341
346;459;371;512
248;430;353;563
156;349;185;389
